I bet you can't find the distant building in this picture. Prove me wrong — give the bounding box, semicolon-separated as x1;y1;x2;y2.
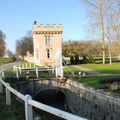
32;21;63;66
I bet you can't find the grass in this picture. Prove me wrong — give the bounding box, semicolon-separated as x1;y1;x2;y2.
63;64;120;94
7;60;37;71
0;57;13;66
19;61;38;68
0;94;25;120
74;75;112;88
80;62;120;74
63;65;81;74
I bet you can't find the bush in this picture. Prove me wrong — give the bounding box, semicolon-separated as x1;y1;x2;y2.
97;84;109;89
87;56;95;63
98;78;120;84
11;56;16;61
70;56;74;64
74;54;79;64
83;55;87;64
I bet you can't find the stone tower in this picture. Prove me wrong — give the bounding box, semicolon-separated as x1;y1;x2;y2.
32;21;63;66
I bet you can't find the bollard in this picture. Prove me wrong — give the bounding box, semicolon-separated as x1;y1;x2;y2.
6;83;11;105
79;72;81;81
25;95;33;120
83;72;86;77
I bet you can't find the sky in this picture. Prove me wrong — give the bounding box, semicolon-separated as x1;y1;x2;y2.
0;0;89;53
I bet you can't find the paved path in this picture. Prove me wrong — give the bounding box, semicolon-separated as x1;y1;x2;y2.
73;65;120;77
0;61;20;70
79;66;100;75
73;65;100;75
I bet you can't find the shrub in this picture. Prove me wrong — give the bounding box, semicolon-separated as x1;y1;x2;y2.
87;56;95;63
83;55;87;64
74;54;79;64
98;78;120;84
70;56;74;64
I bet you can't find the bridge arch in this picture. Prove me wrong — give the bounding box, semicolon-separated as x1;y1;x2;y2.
34;89;66;109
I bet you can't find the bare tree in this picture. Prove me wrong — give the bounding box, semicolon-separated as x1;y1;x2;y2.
0;30;6;57
16;32;33;58
81;0;120;64
81;0;106;63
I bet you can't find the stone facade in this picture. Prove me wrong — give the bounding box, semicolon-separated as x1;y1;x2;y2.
32;21;62;66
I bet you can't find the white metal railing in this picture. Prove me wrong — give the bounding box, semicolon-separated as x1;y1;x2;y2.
13;65;55;79
0;77;87;120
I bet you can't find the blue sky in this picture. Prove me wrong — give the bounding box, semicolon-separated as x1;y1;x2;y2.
0;0;89;52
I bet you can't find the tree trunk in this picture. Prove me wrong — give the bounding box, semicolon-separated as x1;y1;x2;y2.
99;0;105;64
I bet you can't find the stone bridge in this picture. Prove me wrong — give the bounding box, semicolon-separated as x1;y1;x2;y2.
17;78;120;120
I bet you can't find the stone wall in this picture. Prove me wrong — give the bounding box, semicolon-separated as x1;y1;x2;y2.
17;79;120;120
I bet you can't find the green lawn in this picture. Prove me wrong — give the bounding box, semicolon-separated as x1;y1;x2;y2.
74;75;113;88
63;64;120;94
0;94;25;120
80;63;120;74
0;57;13;66
63;65;81;74
19;61;37;68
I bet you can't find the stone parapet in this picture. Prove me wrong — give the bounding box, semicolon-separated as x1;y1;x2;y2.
32;21;62;34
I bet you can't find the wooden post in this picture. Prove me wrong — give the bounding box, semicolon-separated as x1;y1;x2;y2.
19;67;22;74
26;71;29;79
25;95;33;120
0;81;3;93
6;83;11;105
79;72;81;81
36;68;39;78
16;69;19;80
1;69;4;78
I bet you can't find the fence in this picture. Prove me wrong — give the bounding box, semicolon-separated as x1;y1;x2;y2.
0;77;87;120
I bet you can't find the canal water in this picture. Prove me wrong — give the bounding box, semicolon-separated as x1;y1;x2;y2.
34;89;70;120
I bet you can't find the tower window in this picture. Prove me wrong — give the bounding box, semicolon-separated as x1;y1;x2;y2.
47;49;50;58
45;36;50;45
